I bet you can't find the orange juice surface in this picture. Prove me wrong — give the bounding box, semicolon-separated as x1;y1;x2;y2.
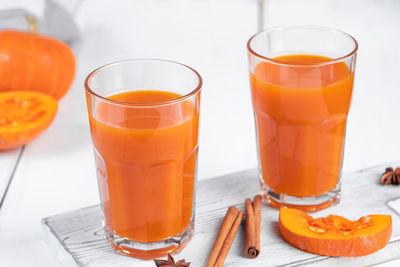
89;90;199;242
250;55;354;197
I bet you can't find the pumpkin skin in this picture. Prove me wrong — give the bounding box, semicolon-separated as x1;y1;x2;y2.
0;30;76;100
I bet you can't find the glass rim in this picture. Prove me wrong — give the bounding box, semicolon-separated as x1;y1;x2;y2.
84;58;202;107
247;25;358;67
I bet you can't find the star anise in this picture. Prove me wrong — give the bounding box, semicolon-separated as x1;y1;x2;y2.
381;167;400;185
153;254;191;267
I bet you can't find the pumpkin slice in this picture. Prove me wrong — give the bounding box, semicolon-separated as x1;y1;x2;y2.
279;208;392;257
0;91;57;150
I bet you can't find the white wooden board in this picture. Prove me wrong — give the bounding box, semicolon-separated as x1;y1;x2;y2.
43;162;400;266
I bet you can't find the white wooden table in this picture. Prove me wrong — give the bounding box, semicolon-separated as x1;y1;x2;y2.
0;0;400;266
43;163;400;267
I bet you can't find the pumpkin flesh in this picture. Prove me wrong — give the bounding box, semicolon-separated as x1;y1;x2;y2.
279;208;392;257
0;91;57;150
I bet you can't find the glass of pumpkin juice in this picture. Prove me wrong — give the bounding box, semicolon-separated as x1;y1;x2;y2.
247;26;358;211
84;59;201;259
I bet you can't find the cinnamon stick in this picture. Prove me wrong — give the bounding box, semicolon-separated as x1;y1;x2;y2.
214;210;244;267
245;198;258;258
253;195;262;254
206;206;240;267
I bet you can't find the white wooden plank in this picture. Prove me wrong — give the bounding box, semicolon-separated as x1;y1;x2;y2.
43;162;400;266
0;147;23;207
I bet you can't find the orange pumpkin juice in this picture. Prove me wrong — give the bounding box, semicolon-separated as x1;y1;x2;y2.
88;90;199;242
250;55;354;197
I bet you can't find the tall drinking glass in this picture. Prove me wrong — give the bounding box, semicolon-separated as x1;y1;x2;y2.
85;59;201;259
247;26;357;211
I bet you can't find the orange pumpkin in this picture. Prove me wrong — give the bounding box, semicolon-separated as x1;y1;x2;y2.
0;91;57;150
279;208;392;257
0;30;76;100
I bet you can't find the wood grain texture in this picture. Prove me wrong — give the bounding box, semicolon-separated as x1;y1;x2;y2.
43;163;400;267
